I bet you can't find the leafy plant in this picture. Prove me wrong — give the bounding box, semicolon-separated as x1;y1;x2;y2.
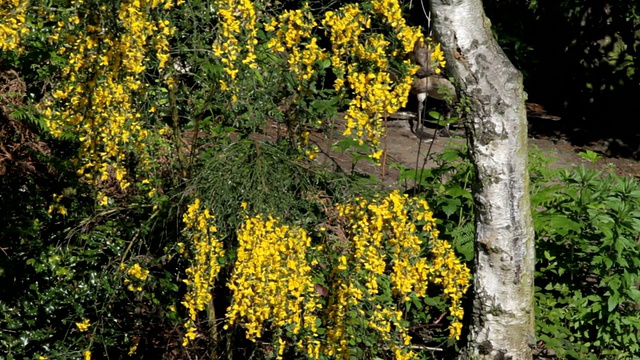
395;143;476;262
577;149;603;163
533;165;640;359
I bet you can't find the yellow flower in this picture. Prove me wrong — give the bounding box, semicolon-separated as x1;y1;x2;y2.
44;0;173;199
127;263;149;281
227;214;318;354
76;319;91;332
321;1;423;159
181;199;224;346
128;339;139;355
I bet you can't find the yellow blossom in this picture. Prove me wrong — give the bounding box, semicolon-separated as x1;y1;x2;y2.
180;198;224;346
226;213;319;355
322;1;422;158
76;318;91;332
44;0;174;201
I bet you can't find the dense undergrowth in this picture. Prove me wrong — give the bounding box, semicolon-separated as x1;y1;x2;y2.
1;0;640;359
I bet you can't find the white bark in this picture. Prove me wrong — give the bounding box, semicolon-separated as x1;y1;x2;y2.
429;1;536;359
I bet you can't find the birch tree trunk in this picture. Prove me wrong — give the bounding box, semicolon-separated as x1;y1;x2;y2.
429;1;536;359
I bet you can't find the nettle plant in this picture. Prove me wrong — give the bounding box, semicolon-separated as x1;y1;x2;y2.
533;165;640;359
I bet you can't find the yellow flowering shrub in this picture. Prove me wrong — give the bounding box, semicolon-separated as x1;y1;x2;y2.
322;1;423;159
207;0;429;162
0;0;29;52
181;198;224;346
226;213;320;359
322;191;469;358
42;0;176;205
224;191;470;359
21;0;466;357
211;0;258;102
332;191;471;345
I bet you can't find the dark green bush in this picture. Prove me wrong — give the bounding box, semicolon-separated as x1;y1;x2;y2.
533;165;640;359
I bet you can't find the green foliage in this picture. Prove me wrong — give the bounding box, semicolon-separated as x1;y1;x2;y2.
528;144;558;182
533;165;640;359
8;103;47;133
395;144;475;262
577;149;603;163
190;138;358;238
0;151;186;358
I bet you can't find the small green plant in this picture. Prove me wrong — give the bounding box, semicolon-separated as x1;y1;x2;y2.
577;149;603;163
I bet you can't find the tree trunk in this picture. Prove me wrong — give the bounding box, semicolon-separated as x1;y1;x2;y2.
429;1;536;359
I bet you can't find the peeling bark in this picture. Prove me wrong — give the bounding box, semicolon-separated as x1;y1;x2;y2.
429;1;536;359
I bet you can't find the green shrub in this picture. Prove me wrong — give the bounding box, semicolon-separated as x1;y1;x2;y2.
395;143;476;263
533;165;640;359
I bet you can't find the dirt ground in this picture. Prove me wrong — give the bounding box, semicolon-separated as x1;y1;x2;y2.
310;114;640;185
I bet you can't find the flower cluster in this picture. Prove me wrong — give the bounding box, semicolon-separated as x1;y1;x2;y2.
264;6;328;161
75;318;91;332
371;0;421;54
212;0;258;101
0;0;29;52
328;190;470;355
298;130;320;160
322;1;422;159
47;193;67;215
181;198;224;346
122;263;150;292
43;0;175;204
430;238;471;339
226;213;320;359
324;191;432;357
265;6;328;85
429;41;447;74
322;277;364;357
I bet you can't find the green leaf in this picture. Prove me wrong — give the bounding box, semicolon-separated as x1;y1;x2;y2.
608;296;619;312
428;110;444;121
423;296;439;306
318;58;331;69
578;150;602;163
411;296;423;310
628;289;640;302
441;198;461;217
550;215;581;236
446;185;473;200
